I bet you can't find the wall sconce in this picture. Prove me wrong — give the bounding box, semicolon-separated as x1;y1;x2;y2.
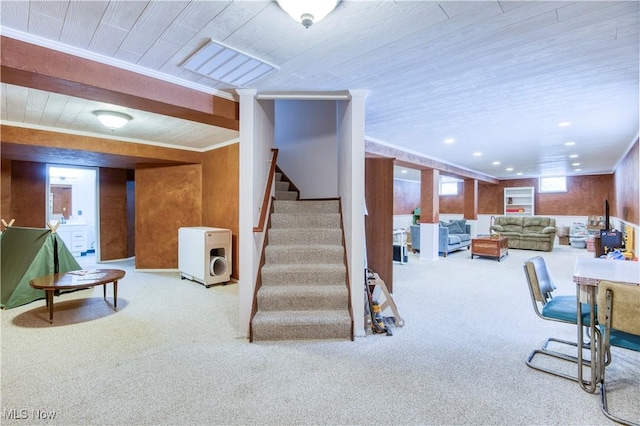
276;0;339;28
93;110;132;130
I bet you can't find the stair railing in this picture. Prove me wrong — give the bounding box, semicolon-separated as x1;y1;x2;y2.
250;148;277;341
254;148;279;233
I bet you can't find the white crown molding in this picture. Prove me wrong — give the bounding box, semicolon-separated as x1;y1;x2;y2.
203;138;240;152
256;91;351;100
1;28;237;102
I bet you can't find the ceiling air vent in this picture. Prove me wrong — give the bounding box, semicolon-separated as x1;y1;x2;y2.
181;39;277;87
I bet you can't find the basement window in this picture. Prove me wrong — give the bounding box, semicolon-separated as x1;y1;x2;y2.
440;181;458;195
539;176;567;193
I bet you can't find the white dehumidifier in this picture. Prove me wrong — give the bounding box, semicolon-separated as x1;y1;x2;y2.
178;227;232;287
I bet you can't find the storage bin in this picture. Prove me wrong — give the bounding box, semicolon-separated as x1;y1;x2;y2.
559;236;569;245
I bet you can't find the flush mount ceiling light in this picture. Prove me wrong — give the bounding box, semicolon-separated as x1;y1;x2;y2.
276;0;340;28
93;110;132;130
182;39;277;87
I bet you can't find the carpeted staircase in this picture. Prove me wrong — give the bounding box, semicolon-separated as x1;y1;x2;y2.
251;173;353;341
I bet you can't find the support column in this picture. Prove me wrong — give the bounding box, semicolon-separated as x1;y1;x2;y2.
420;169;440;260
464;179;478;236
463;179;478;220
236;89;258;338
365;157;394;293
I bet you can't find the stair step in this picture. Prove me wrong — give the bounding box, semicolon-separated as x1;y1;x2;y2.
265;245;344;265
274;200;339;214
257;285;348;311
268;228;342;246
275;181;290;191
261;264;346;286
270;213;341;229
253;186;352;343
251;310;352;341
275;190;298;200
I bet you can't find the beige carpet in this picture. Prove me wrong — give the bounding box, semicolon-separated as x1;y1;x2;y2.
1;245;638;425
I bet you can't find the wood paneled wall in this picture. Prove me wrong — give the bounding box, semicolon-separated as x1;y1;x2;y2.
1;158;11;222
6;161;46;227
393;179;420;215
99;168;130;261
614;139;639;225
2;149;242;271
394;174;618;218
501;177;613;216
126;171;135;258
365;158;394;292
202;144;239;279
478;183;502;214
135;163;202;269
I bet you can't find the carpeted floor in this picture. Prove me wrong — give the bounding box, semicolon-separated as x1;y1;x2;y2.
1;245;638;425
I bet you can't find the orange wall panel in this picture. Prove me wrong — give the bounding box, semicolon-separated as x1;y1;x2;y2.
9;161;46;227
202;144;239;279
135;163;202;269
478;183;502;214
1;158;11;222
394;174;617;218
614;140;639;225
393;179;420;215
365;158;394;292
99;168;129;261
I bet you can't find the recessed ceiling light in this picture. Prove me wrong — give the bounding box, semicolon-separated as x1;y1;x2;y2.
558;121;572;127
492;161;501;165
473;152;482;157
572;162;581;166
444;138;455;144
565;141;576;146
400;170;407;174
516;172;523;176
506;167;514;171
574;168;582;172
569;154;578;158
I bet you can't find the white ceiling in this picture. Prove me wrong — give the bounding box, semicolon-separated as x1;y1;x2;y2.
1;1;638;180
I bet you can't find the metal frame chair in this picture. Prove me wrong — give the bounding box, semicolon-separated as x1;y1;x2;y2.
597;280;640;426
523;256;595;381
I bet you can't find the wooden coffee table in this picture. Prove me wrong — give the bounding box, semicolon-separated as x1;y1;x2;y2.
471;236;509;261
30;269;125;323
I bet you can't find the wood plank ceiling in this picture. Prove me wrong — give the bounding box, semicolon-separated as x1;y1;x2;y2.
0;1;638;179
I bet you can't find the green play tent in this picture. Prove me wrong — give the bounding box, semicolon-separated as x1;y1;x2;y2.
1;227;81;309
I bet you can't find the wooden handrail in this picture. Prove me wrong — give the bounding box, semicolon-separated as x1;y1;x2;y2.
253;148;278;232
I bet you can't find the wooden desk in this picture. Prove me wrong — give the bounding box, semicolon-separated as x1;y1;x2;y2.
30;269;125;323
573;258;640;392
471;236;508;261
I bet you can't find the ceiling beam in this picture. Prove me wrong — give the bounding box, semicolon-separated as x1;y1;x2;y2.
0;36;238;131
1;125;202;169
365;139;499;185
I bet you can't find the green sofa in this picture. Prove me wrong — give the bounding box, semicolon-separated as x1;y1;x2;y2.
489;216;557;251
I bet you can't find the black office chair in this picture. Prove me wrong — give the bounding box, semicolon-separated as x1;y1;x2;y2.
523;256;595;381
597;280;640;426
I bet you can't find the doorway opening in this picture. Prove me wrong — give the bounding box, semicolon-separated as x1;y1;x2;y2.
46;165;99;261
